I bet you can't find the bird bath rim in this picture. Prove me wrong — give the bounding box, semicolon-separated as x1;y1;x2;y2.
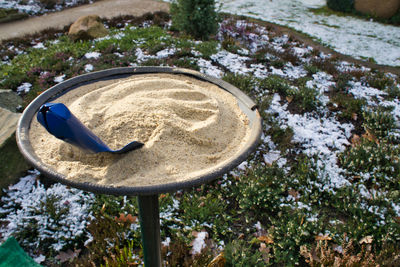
16;67;262;196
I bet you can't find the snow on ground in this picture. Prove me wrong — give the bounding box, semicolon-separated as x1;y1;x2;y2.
2;0;398;66
0;170;95;252
216;0;400;66
164;0;400;66
0;0;94;15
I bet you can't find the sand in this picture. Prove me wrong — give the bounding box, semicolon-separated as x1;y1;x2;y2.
30;73;250;187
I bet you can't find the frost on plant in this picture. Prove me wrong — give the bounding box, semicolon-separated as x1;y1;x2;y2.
0;171;95;253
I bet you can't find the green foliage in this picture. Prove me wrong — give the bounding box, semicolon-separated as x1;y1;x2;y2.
101;240;141;267
259;75;291;96
327;0;354;13
265;117;294;151
232;165;288;220
334;73;352;92
171;0;219;40
289;86;321;113
194;40;219;58
81;195;141;265
340;139;400;190
365;71;395;91
171;57;200;71
304;64;320;75
330;92;366;120
222;73;256;96
270;59;286;68
363;108;396;139
222;36;242;54
224;240;265;267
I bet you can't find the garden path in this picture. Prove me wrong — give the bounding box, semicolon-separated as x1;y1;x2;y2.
0;0;169;42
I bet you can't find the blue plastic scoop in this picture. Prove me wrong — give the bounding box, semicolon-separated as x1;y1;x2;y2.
37;102;144;154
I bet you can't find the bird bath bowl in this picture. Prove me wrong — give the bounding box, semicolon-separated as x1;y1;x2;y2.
16;67;262;266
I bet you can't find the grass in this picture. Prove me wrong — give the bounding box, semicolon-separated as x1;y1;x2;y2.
0;12;399;266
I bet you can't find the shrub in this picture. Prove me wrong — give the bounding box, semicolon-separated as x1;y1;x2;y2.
39;0;57;9
259;75;291;96
171;0;219;40
327;0;354;13
363;108;396;139
224;240;265;267
222;73;256;96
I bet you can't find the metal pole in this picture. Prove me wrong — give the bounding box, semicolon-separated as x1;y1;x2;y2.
137;194;161;267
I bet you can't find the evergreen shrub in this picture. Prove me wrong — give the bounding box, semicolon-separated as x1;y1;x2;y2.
171;0;218;40
327;0;354;13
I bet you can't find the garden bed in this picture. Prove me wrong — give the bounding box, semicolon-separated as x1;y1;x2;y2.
0;12;399;266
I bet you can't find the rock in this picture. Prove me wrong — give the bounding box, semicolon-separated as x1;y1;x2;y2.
354;0;400;19
0;107;21;147
0;89;23;112
0;107;29;195
68;14;109;41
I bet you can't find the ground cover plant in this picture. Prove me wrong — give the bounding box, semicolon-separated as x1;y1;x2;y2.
0;12;399;266
0;0;99;17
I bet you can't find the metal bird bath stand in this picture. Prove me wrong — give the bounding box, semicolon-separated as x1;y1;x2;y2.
16;67;262;267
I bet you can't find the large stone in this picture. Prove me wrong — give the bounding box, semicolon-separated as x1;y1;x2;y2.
0;107;20;147
354;0;400;19
0;89;23;112
0;107;29;195
68;14;109;41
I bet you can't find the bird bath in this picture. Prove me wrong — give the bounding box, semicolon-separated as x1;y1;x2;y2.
16;67;262;266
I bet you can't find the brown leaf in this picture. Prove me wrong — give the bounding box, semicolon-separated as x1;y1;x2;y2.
207;252;225;267
359;236;373;244
257;235;274;244
362;129;379;144
351;134;361;147
315;234;332;241
395;217;400;224
55;249;81;263
238;233;245;239
115;213;136;224
125;214;137;223
351;112;358;121
286;96;294;103
288;189;299;201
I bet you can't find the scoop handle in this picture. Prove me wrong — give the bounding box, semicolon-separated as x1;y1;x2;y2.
37;103;143;154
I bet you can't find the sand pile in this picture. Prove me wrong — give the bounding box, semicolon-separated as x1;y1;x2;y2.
30;73;250;187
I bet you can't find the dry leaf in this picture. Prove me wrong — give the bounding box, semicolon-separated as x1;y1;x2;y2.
288;189;299;201
315;234;332;241
125;214;137;223
351;134;361;147
55;249;81;263
351;112;358;121
115;213;137;224
258;235;274;244
207;252;225;267
362;129;379;144
286;96;294;103
238;233;245;239
359;236;373;244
